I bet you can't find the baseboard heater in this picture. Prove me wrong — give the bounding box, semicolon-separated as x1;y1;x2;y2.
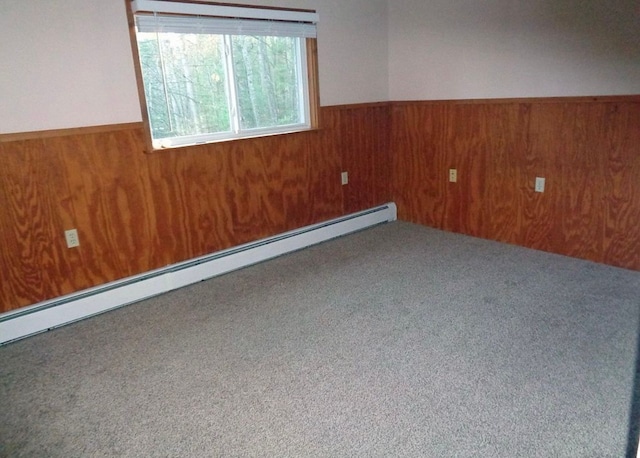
0;203;397;345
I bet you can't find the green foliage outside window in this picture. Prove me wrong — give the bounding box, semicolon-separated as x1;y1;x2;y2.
137;31;304;146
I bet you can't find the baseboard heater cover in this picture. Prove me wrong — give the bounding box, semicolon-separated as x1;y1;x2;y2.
0;203;397;345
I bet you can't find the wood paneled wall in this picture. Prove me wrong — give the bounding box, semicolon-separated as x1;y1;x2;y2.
391;97;640;271
0;104;391;313
324;103;391;213
2;96;638;313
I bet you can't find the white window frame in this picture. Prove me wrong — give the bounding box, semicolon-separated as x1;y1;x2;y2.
128;0;319;150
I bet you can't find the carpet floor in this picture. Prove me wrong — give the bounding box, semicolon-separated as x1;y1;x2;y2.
1;221;640;457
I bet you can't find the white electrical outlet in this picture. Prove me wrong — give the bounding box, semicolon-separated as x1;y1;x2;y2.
65;229;80;248
449;169;457;183
535;177;545;193
341;171;349;185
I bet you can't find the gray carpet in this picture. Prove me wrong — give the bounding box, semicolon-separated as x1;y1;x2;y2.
1;221;639;457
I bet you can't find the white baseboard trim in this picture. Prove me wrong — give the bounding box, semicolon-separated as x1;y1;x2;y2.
0;203;397;345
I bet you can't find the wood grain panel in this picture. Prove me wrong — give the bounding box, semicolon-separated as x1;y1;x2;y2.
336;104;392;214
519;102;564;253
392;103;448;228
54;129;159;280
391;97;640;271
0;139;72;308
0;104;387;313
602;102;640;270
442;104;486;236
141;142;232;266
482;103;525;244
312;108;344;221
557;103;606;263
3;97;637;313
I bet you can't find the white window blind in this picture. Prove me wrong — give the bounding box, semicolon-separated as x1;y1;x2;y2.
131;0;318;37
135;15;316;38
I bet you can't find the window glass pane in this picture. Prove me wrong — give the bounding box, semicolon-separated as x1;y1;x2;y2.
137;32;231;140
231;35;303;130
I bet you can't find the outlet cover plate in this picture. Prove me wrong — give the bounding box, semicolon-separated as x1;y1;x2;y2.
65;229;80;248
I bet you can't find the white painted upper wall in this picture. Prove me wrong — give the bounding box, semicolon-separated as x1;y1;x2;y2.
388;0;640;100
0;0;141;133
0;0;388;134
2;0;639;133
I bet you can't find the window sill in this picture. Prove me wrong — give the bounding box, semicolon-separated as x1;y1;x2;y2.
144;127;321;153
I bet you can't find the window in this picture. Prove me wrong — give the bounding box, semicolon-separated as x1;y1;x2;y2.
129;0;319;149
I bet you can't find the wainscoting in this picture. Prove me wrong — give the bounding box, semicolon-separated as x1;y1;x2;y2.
0;104;391;313
0;203;397;343
391;96;640;271
1;96;638;314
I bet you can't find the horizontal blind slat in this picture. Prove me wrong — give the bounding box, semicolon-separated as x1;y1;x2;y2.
135;14;316;38
131;0;318;23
